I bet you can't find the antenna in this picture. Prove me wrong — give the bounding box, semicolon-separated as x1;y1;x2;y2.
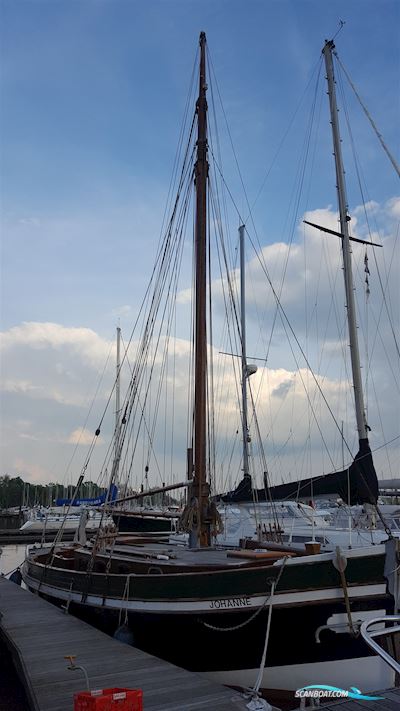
332;19;346;41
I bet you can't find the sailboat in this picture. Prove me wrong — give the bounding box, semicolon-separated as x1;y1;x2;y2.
22;34;399;696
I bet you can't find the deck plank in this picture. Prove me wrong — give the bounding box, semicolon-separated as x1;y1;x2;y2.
0;576;247;710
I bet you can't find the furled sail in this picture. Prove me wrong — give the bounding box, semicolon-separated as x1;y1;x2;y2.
221;439;379;506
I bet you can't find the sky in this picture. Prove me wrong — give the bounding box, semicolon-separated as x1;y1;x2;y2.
0;0;399;491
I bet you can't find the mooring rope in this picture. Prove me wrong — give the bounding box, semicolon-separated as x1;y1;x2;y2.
201;556;288;632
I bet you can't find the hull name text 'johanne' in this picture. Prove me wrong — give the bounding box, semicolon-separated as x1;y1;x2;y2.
209;597;251;610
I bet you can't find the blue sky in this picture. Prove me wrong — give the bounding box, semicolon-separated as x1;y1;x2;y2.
1;0;399;486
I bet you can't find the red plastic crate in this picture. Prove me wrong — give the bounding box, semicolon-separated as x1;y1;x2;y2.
74;688;143;711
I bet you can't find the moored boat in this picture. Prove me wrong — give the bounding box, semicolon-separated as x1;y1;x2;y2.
22;33;399;697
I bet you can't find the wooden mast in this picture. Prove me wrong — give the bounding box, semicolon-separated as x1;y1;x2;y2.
192;31;210;546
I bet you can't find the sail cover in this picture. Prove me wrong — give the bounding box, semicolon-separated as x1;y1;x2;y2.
221;439;379;506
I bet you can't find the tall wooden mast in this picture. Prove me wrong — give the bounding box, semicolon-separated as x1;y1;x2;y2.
192;31;210;546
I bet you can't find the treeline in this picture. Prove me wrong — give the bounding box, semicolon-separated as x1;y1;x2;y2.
0;475;105;510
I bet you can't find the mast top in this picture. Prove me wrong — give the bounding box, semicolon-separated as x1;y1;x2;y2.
323;39;335;53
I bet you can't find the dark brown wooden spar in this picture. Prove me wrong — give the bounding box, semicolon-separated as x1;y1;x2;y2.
192;31;211;547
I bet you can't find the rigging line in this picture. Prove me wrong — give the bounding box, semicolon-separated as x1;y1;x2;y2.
209;197;242;485
138;144;196;353
246;228;353;465
368;361;394;480
273;434;400;504
367;303;400;395
371;223;400;363
209;184;242;426
207;53;237;278
247;383;281;529
156;50;199;255
135;176;194;462
61;337;114;485
208;179;241;358
125;128;196;365
212;244;242;491
125;179;194;484
209;185;242;342
145;227;188;479
202;558;288;632
331;19;346;42
111;126;196;455
210;235;240;440
299;75;325;474
205;60;376;479
127;157;195;405
209;60;318;415
250;61;324;414
334;50;400;179
209;163;335;476
248;71;321;387
145;172;194;450
119;333;164;485
243;64;332;471
168;257;179;485
186;198;195;454
207;46;324;223
92;149;195;454
207;190;217;494
336;64;400;365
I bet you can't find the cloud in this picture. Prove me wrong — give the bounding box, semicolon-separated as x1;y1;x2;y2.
386;196;400;219
13;458;51;482
18;217;41;227
271;377;294;399
176;287;192;305
0;322;117;408
67;428;96;445
111;305;132;318
1;198;398;487
353;200;379;216
1;322;112;369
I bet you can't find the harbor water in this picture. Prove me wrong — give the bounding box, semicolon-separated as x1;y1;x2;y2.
0;543;27;578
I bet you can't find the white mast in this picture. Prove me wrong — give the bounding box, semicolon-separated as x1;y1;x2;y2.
115;326;121;483
322;40;368;442
240;225;250;478
239;225;257;480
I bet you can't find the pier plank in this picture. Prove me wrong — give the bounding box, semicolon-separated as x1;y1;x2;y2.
0;577;247;710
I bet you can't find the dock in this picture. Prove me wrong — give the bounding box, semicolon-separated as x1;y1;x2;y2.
0;576;247;710
0;528;77;545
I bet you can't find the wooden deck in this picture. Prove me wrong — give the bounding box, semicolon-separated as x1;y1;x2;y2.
0;576;247;710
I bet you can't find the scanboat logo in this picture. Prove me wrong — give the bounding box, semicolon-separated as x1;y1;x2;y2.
294;685;384;701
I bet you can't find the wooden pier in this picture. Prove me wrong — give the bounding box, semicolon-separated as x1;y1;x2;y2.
0;528;76;545
0;576;247;710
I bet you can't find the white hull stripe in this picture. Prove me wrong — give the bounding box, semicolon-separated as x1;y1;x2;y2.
205;655;395;692
23;573;387;614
